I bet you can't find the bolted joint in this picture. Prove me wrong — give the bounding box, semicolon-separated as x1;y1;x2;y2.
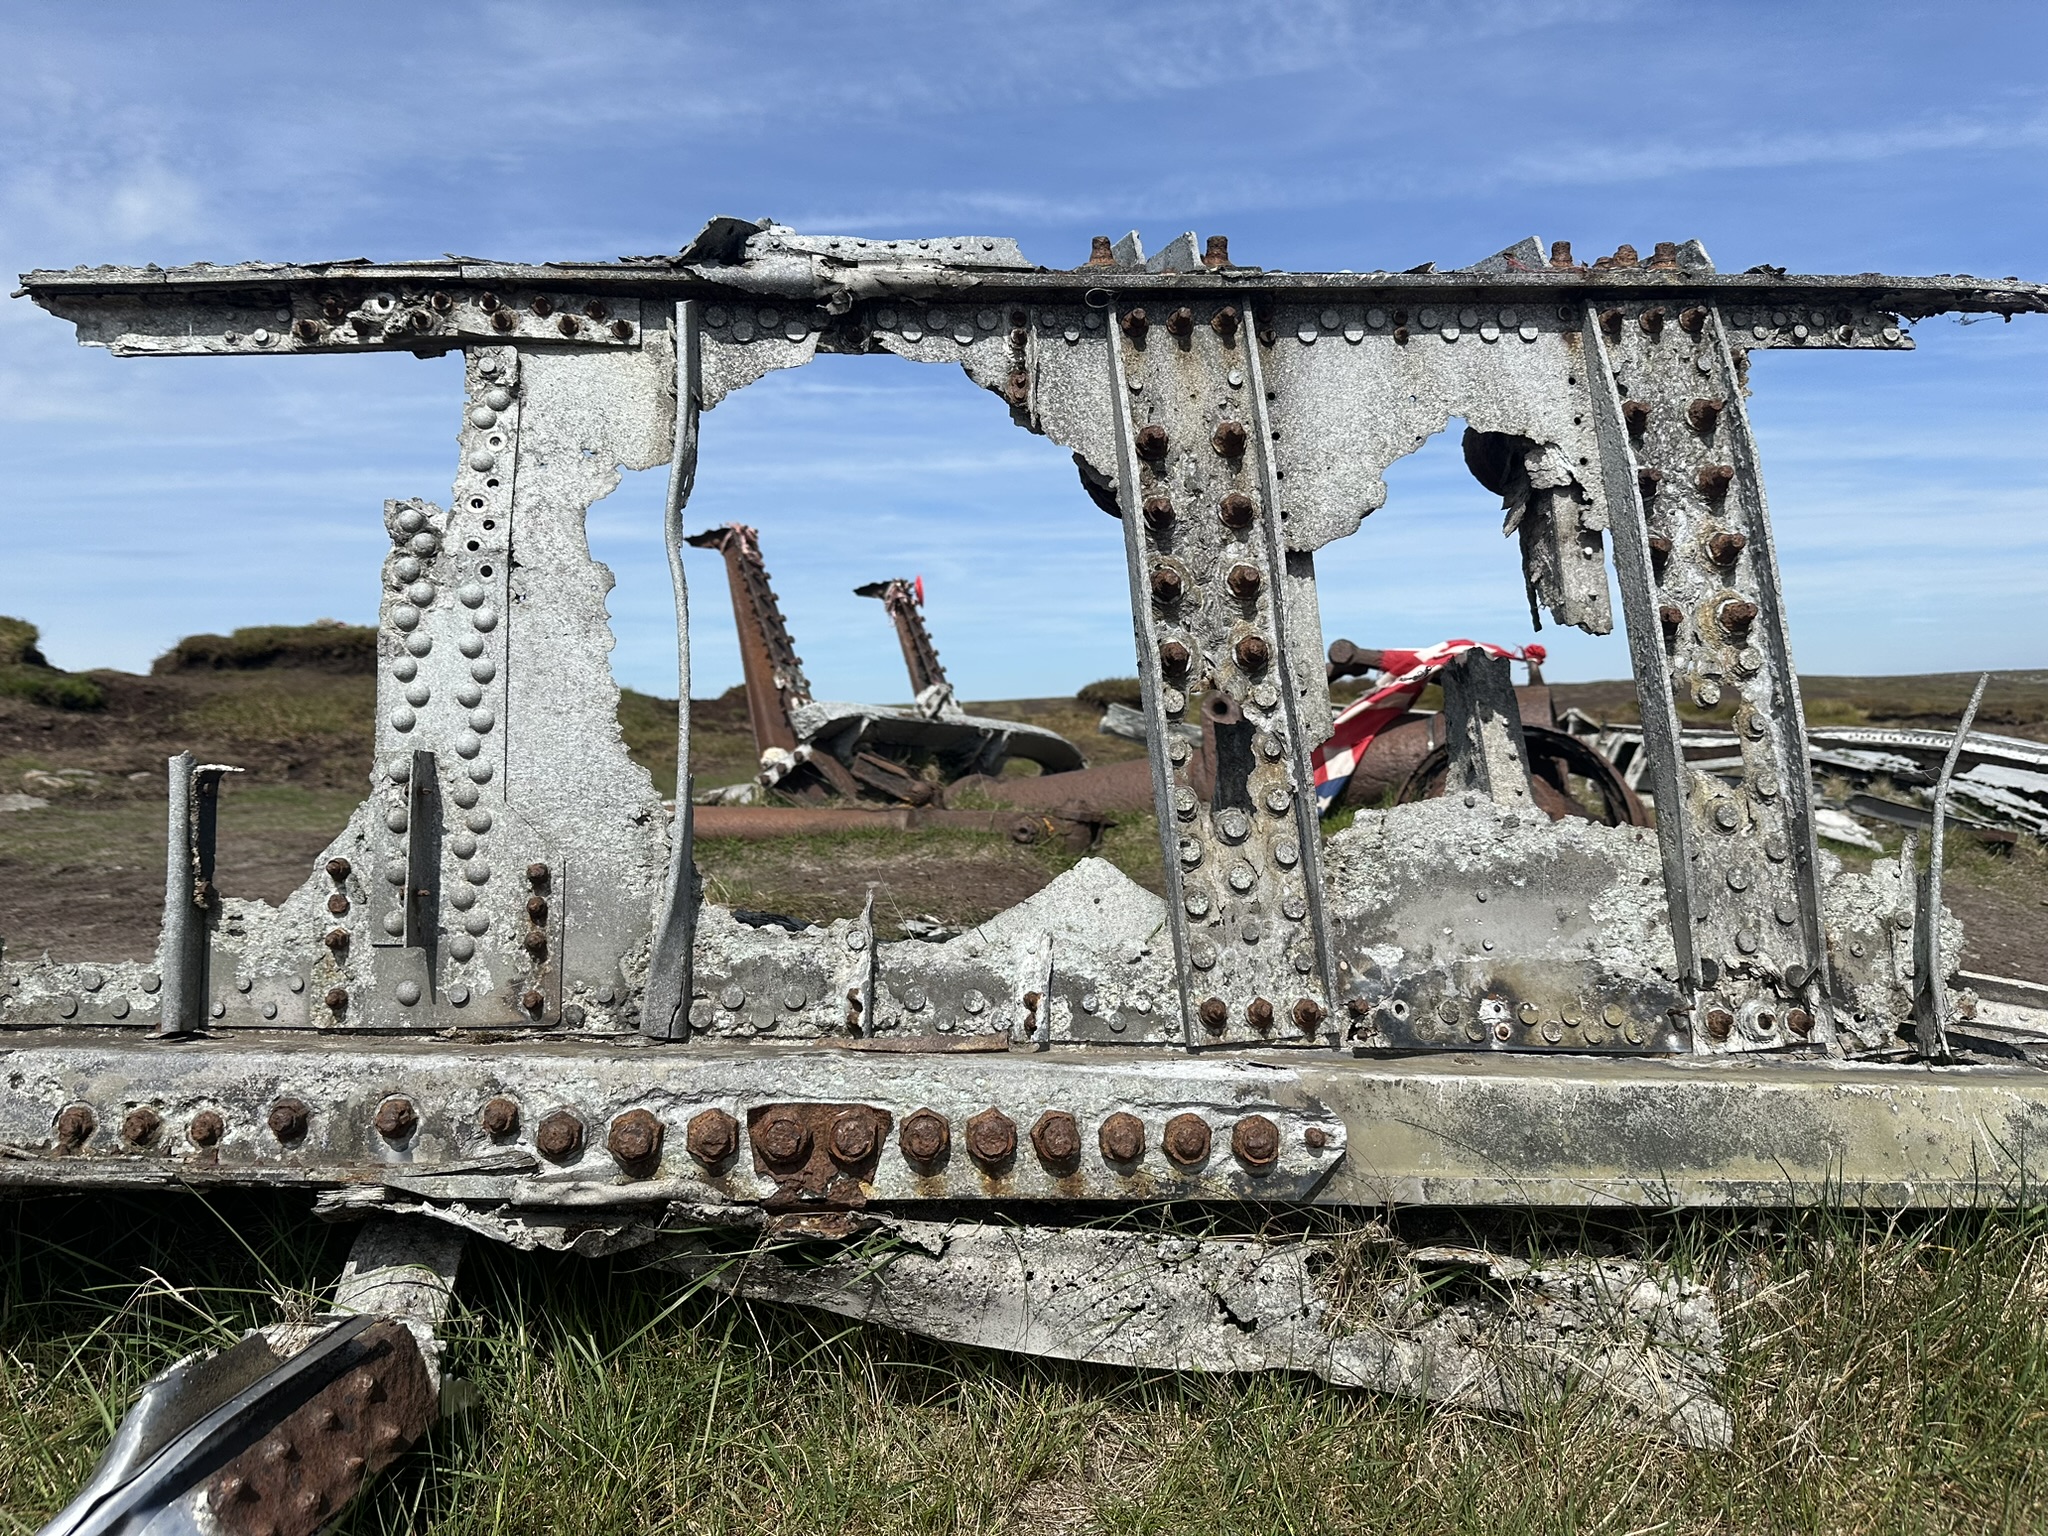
1030;1110;1082;1169
1659;604;1684;635
1086;235;1115;267
1680;306;1708;337
828;1108;881;1167
1549;239;1576;269
964;1107;1017;1169
481;1097;520;1138
1150;565;1184;605
1704;1007;1735;1041
490;309;515;333
187;1109;225;1148
1135;423;1169;460
1234;634;1271;671
607;1108;664;1170
1715;597;1759;638
327;892;350;916
899;1107;951;1168
1120;308;1150;341
1005;369;1030;406
536;1109;584;1160
1638;307;1666;338
1159;639;1191;675
1218;491;1255;530
1599;309;1624;339
611;319;634;341
292;318;321;343
324;986;349;1011
1621;400;1650;437
754;1107;811;1167
1637;466;1664;498
1696;464;1735;500
1210;420;1248;458
1706;529;1748;565
1142;495;1176;532
526;862;551;887
54;1104;96;1151
1165;306;1195;337
530;296;554;318
1226;563;1261;601
520;988;546;1014
1099;1111;1146;1164
1163;1112;1212;1167
1648;241;1681;270
523;927;548;958
1292;998;1326;1034
1198;995;1229;1033
1648;533;1673;577
685;1108;739;1166
1202;234;1232;269
1687;397;1725;434
325;857;352;881
527;895;549;921
1231;1114;1281;1171
1247;997;1275;1031
267;1099;310;1144
1787;1007;1815;1036
1210;304;1240;338
374;1096;418;1142
324;927;350;954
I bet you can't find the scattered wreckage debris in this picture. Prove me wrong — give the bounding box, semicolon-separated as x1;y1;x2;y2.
691;801;1100;850
10;220;2048;1515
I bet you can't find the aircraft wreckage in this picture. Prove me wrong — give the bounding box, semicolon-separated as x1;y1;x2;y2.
9;222;2048;1524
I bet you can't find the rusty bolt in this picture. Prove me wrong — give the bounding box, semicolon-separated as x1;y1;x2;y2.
481;1097;520;1138
52;1104;95;1151
1142;495;1176;531
1031;1111;1083;1168
536;1109;584;1160
1392;325;1410;345
327;892;350;916
527;863;550;886
520;989;545;1013
374;1096;418;1141
188;1110;225;1147
1305;1125;1332;1149
523;927;548;957
407;309;432;332
527;895;549;921
1787;1007;1814;1036
1135;423;1169;460
1649;241;1680;271
900;1107;951;1167
1086;235;1115;267
1219;491;1255;530
324;986;348;1011
326;857;351;881
1648;532;1673;565
1159;639;1191;675
1005;369;1030;405
268;1099;310;1143
1293;997;1326;1034
1688;398;1725;433
1716;597;1759;637
478;292;501;312
1696;464;1735;499
1099;1111;1146;1163
1707;530;1748;565
1549;240;1575;268
121;1107;162;1147
1235;634;1271;671
755;1107;811;1167
556;314;581;338
1704;1008;1735;1041
428;290;454;314
1198;995;1229;1032
1639;308;1666;339
1659;604;1684;633
1247;997;1275;1031
1637;467;1663;498
324;927;349;953
1163;1112;1212;1167
1232;1114;1281;1171
1211;420;1248;458
1203;235;1232;269
1211;304;1240;337
491;309;515;333
1166;306;1195;338
965;1107;1017;1168
685;1108;739;1166
583;300;608;321
320;294;346;320
1599;309;1624;338
1621;400;1650;437
1610;243;1641;268
530;295;553;318
1680;306;1708;336
1226;563;1261;601
1120;307;1149;341
1150;565;1184;604
829;1108;880;1166
292;318;321;343
607;1109;664;1168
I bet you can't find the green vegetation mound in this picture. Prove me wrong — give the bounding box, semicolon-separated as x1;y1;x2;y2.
0;616;103;709
154;620;378;674
1077;676;1142;710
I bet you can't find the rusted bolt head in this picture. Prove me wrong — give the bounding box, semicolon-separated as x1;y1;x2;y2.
607;1109;664;1169
292;318;321;343
583;299;608;321
1787;1007;1814;1036
1150;565;1184;605
1549;240;1575;268
1030;1111;1082;1168
325;857;351;881
1599;309;1624;338
1637;466;1663;497
407;309;432;332
267;1099;310;1144
529;295;553;317
1392;325;1410;345
1211;420;1248;458
429;290;455;313
1142;495;1176;531
481;1097;520;1138
1688;398;1725;434
900;1108;951;1167
53;1104;95;1150
520;989;546;1014
1226;563;1261;601
1218;491;1255;530
326;892;350;916
1704;1008;1735;1041
1234;634;1271;671
1638;307;1666;338
1716;597;1759;636
1649;242;1680;270
754;1107;812;1167
1659;605;1684;632
1163;1112;1212;1167
527;895;549;920
536;1109;584;1160
323;986;348;1012
1680;306;1708;336
1120;308;1149;341
1621;400;1650;436
1247;997;1275;1031
526;863;550;886
523;927;549;957
965;1107;1017;1169
686;1108;739;1166
1293;998;1326;1034
1166;306;1195;337
1304;1125;1332;1149
1707;530;1748;565
491;309;515;333
1203;236;1232;270
828;1108;880;1166
1211;303;1240;336
1159;639;1191;675
556;314;580;337
1198;995;1229;1032
1087;235;1115;267
1232;1114;1281;1171
1005;369;1030;405
1099;1111;1146;1164
1610;243;1640;267
374;1096;418;1141
1648;532;1674;559
188;1109;225;1148
324;927;349;953
1134;423;1169;460
1696;464;1735;499
121;1107;162;1147
611;318;635;341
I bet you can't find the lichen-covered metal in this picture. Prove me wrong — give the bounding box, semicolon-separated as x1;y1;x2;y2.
6;221;2046;1210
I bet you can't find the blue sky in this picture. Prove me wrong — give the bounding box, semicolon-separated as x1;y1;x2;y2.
2;0;2043;702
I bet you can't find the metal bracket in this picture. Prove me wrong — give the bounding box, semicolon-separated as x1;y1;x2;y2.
156;752;241;1037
